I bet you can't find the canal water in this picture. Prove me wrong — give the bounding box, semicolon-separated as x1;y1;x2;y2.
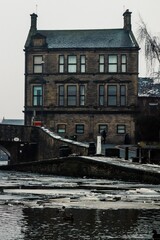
0;168;160;239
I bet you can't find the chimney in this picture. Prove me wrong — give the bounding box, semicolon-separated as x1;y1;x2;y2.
30;13;38;32
123;9;132;31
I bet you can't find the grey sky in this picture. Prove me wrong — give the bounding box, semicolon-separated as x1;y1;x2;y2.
0;0;159;119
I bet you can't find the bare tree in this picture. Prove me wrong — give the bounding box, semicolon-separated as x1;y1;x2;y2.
137;16;160;76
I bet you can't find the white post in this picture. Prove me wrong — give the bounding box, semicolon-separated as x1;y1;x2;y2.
96;136;101;155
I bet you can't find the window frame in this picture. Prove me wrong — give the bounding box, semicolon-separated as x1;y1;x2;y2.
117;124;126;134
121;54;127;73
99;85;105;106
80;55;86;73
59;55;65;73
33;85;43;106
120;85;126;106
58;85;65;106
99;55;105;73
108;55;118;73
57;124;66;134
76;124;84;134
79;85;85;106
98;124;108;134
68;55;77;73
33;55;43;73
107;85;117;106
67;85;77;106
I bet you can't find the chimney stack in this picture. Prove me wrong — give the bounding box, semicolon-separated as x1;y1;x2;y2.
30;13;37;32
123;9;132;31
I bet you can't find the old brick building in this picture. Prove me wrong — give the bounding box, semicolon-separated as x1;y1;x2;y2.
24;9;139;144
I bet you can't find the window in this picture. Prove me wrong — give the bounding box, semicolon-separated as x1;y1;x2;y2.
99;55;105;72
98;84;127;107
121;55;127;72
99;124;108;134
99;85;104;106
57;124;66;133
67;85;77;106
117;125;126;134
108;55;118;72
76;124;84;134
108;85;117;106
33;86;43;106
59;85;64;106
80;56;86;73
59;55;64;73
68;56;77;73
33;56;43;73
120;85;126;106
79;85;85;106
58;84;86;106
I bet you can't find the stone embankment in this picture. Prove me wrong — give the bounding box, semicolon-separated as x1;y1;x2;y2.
0;155;160;184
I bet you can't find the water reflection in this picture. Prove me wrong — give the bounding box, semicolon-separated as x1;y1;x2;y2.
0;170;160;239
20;207;159;239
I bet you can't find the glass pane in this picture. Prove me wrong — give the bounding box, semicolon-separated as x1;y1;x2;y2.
109;55;117;63
34;56;43;64
68;65;76;73
34;65;42;73
68;56;76;63
81;56;85;64
100;65;104;72
118;125;125;133
68;96;76;106
108;65;117;72
99;96;104;105
99;125;108;133
121;65;126;72
68;86;76;95
33;95;42;106
76;125;84;133
59;65;64;73
120;96;126;106
80;85;85;95
108;86;116;95
99;85;104;94
108;96;116;106
59;96;64;106
99;55;104;63
57;124;66;133
59;85;64;95
59;56;64;64
34;86;42;95
80;96;85;105
120;86;126;95
81;65;85;73
121;55;126;63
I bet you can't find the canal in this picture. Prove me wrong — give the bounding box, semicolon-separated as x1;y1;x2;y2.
0;168;160;239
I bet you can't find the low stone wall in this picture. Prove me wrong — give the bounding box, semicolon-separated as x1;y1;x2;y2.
1;156;160;184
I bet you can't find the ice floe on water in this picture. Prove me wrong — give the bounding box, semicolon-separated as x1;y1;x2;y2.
0;170;160;210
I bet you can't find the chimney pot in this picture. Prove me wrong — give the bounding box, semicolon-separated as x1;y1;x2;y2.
123;9;132;31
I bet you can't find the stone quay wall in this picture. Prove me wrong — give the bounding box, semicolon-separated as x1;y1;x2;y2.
1;156;160;184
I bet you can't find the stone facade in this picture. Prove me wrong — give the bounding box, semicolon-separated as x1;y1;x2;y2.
24;10;139;144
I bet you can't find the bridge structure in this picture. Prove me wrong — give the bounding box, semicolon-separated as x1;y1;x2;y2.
0;124;89;164
1;124;160;184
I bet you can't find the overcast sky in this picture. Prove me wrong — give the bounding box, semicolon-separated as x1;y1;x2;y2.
0;0;160;119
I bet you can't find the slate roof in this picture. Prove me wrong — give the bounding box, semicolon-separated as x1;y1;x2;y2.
1;119;24;125
27;28;139;49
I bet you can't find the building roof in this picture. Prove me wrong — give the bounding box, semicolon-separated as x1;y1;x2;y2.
35;28;139;49
25;10;139;50
1;119;24;125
